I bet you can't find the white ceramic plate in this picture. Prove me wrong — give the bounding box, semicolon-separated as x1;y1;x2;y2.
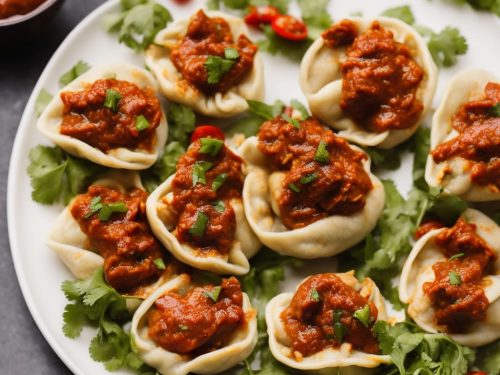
7;0;500;374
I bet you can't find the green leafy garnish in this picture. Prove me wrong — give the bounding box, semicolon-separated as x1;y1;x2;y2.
428;26;468;67
288;183;301;193
85;196;103;219
474;339;500;375
167;102;196;148
310;288;321;302
449;271;462;286
106;0;172;52
212;173;228;192
300;173;317;185
281;113;301;128
449;252;465;261
353;304;371;327
224;47;240;59
381;5;415;24
247;99;284;120
192;161;213;186
141;141;185;192
135;115;150;131
290;99;310;119
178;324;189;331
59;60;91;87
375;320;475;375
189;211;209;237
205;55;235;84
314;141;329;163
257;25;311;62
449;0;500;16
491;103;500;116
204;286;222;302
98;202;128;221
212;200;225;213
297;0;333;39
333;309;346;343
199;138;224;157
154;258;166;270
27;145;103;205
35;89;53;117
62;268;151;372
104;89;121;112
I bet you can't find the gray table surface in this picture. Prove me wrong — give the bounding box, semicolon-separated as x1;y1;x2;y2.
0;1;106;373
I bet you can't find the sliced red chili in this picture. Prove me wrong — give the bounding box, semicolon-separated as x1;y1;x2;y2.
271;15;308;42
191;125;225;142
244;5;280;29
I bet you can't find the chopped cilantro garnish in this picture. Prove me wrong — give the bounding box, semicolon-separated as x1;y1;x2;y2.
104;89;121;112
189;211;209;237
212;200;225;213
212;173;228;192
281;113;301;128
381;5;415;25
59;60;91;87
333;309;346;343
449;252;465;261
353;304;371;327
135;115;150;131
224;47;240;60
154;258;166;270
178;324;189;331
491;103;500;117
204;286;222;302
288;183;301;193
449;271;462;286
85;196;103;219
98;201;128;221
300;173;317;185
297;0;333;39
205;55;235;84
314;141;329;163
192;161;213;186
247;99;284;120
199;138;224;157
290;99;310;119
428;26;468;67
35;89;53;117
310;288;321;302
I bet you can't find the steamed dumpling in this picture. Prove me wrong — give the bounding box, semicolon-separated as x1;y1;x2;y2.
146;138;261;275
145;9;264;117
47;171;177;298
266;271;397;372
37;63;168;170
300;17;437;148
425;69;500;201
239;116;384;258
399;209;500;347
131;274;257;375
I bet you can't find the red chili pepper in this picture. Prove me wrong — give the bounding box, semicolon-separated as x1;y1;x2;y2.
271;15;308;42
466;372;488;375
191;125;225;142
173;0;191;4
244;5;280;29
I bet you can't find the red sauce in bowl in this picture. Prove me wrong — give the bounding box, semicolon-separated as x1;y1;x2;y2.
0;0;47;19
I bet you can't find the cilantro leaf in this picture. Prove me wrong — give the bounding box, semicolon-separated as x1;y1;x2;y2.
353;304;371;327
247;99;284;120
108;0;172;52
59;60;91;87
491;103;500;116
199;138;224;157
205;55;235;84
168;102;196;147
314;141;329;163
297;0;332;39
104;89;121;112
27;145;103;205
154;258;166;269
288;183;301;193
474;339;500;375
97;201;128;221
381;5;415;25
35;89;53;117
212;173;228;192
192;161;213;186
281;113;300;128
135;115;150;131
450;0;500;16
310;288;321;302
363;146;403;171
141;141;186;192
290;99;310;119
428;26;468;67
189;211;209;237
300;173;317;185
224;47;240;59
204;286;222;302
212;200;225;213
449;271;462;285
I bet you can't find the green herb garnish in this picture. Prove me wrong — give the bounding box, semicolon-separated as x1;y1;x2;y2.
288;183;301;193
449;253;465;261
449;271;462;286
310;288;321;302
85;196;103;219
290;99;310;119
104;89;121;112
491;103;500;117
333;309;346;343
381;5;415;25
212;173;228;192
212;200;225;213
178;325;189;331
246;99;284;120
192;161;213;186
98;201;128;221
204;286;222;302
205;55;235;84
224;47;240;60
154;258;166;270
199;138;224;156
281;113;301;128
59;60;91;87
353;304;371;327
315;141;329;163
135;115;150;131
189;211;209;237
35;89;53;117
300;173;317;185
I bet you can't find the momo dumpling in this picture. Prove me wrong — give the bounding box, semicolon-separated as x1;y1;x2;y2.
425;69;500;201
300;18;437;148
146;137;261;275
239;115;384;258
145;9;264;117
399;209;500;347
37;63;168;170
131;274;257;375
47;171;177;298
266;271;397;372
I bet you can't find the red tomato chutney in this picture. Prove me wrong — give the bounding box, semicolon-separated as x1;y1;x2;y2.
431;82;500;188
257;116;373;229
281;274;379;358
147;277;245;354
322;20;424;133
71;185;166;293
0;0;46;19
59;79;161;153
170;139;244;255
170;10;258;95
423;218;497;332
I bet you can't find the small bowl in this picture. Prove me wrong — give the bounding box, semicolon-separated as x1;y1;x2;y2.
0;0;65;45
